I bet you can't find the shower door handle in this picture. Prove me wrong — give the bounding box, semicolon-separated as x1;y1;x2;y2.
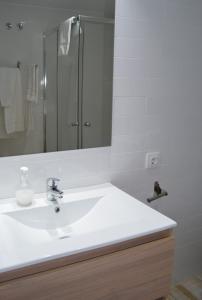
84;122;91;127
71;122;79;127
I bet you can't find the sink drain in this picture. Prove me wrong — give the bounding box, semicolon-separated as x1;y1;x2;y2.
58;235;70;240
55;206;60;213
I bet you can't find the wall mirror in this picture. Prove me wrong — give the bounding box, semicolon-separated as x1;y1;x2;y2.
0;0;115;157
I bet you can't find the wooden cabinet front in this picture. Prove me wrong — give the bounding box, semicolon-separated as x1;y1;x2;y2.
0;236;174;300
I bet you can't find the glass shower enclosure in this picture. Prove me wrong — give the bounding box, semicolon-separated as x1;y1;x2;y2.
43;15;114;152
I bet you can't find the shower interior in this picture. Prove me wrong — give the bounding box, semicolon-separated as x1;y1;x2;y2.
43;15;114;151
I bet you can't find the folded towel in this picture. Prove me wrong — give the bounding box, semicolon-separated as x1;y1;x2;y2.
58;17;75;56
0;67;19;107
27;65;39;103
26;102;35;135
0;107;9;138
0;107;19;139
4;69;24;134
0;67;24;134
25;65;39;135
26;64;38;135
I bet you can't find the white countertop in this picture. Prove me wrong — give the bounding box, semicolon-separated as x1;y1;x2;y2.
0;183;177;273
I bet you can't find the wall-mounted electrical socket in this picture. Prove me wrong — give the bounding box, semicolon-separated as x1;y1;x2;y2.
145;152;160;169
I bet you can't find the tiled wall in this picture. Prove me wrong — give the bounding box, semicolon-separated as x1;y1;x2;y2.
112;0;202;281
0;0;202;281
0;148;111;199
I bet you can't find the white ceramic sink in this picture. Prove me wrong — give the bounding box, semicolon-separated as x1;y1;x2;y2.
0;183;177;273
1;196;101;246
5;196;100;230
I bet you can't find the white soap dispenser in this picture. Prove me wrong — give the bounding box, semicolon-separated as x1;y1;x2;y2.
16;167;34;206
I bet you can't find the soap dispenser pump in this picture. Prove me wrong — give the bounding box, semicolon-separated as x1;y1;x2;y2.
16;166;34;206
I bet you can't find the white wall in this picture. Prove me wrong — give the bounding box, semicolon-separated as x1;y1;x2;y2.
112;0;202;281
0;0;202;282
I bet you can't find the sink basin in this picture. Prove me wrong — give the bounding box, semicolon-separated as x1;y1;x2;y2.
1;191;143;245
1;196;102;246
0;183;177;273
5;196;100;230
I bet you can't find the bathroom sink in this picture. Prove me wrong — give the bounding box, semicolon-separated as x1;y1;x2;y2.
1;187;145;245
5;196;100;230
0;190;143;245
0;183;177;273
1;196;102;246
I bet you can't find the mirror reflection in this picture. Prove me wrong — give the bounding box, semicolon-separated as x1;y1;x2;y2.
0;0;115;157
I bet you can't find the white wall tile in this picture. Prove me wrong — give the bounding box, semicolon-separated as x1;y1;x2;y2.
113;78;148;97
111;134;146;154
0;148;111;199
114;58;163;78
113;97;146;117
115;18;152;39
114;0;202;281
174;240;202;282
110;151;145;172
116;0;165;21
114;37;163;60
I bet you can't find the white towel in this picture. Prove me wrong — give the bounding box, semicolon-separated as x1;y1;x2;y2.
0;107;9;138
0;68;24;134
26;65;39;135
4;69;24;134
0;67;19;107
26;103;35;135
27;65;39;103
21;65;39;136
58;17;75;56
0;107;19;139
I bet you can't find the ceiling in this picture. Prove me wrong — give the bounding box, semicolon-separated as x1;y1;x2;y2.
0;0;115;16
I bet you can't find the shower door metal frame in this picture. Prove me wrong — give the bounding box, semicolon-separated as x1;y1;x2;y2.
77;15;114;149
42;34;47;153
77;20;84;149
43;27;59;152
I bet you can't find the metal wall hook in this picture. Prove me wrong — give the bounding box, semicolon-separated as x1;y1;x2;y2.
17;22;24;30
6;22;13;30
84;121;91;127
147;181;168;203
71;122;79;127
17;61;21;69
5;22;25;31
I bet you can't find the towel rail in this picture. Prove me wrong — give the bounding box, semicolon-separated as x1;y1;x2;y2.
16;62;38;69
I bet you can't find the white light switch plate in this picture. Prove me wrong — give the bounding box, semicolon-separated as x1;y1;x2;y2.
145;152;160;169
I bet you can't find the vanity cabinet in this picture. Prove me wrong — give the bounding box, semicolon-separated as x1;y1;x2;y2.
0;232;174;300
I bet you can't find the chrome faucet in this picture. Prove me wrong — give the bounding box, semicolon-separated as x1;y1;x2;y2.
47;178;63;212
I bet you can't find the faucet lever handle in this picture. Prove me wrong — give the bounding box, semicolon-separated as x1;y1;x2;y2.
47;177;60;189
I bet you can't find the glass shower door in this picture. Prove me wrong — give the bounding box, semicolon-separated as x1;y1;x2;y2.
44;16;114;151
80;21;114;149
